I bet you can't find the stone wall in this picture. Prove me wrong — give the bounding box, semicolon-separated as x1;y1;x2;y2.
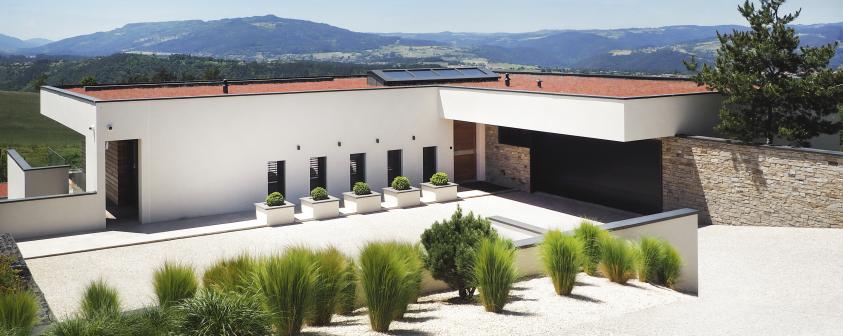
485;125;531;191
663;136;843;228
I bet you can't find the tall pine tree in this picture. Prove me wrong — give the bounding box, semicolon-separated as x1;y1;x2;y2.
687;0;842;146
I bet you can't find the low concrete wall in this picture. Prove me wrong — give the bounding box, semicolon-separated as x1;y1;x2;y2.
6;150;70;200
0;192;103;240
603;208;699;293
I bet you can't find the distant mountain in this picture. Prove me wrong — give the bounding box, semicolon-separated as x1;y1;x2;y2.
0;34;51;52
25;15;438;58
15;17;843;74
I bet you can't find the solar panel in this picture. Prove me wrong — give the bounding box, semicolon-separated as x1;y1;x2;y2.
367;67;499;86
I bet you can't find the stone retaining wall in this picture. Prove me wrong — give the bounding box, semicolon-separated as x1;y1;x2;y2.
485;125;531;191
662;136;842;228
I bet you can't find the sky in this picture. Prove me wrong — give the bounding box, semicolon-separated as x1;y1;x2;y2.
2;0;841;40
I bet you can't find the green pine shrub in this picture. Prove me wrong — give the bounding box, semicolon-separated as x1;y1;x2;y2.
474;237;517;313
265;192;285;206
540;230;584;295
429;172;450;186
253;248;316;336
0;257;23;295
0;291;38;336
202;254;257;294
420;205;497;299
390;176;411;190
359;241;411;332
599;236;637;284
153;262;198;307
80;280;120;320
352;182;371;195
660;241;682;288
574;220;609;276
176;290;270;336
336;258;358;315
309;247;350;326
310;187;329;201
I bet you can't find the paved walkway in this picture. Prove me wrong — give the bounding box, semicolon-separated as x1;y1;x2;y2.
24;192;633;317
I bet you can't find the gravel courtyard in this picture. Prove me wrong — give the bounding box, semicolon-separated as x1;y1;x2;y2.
22;192;843;335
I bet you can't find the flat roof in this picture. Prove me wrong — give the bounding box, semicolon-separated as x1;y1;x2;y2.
61;73;713;101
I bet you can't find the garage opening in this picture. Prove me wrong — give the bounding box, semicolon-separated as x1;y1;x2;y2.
499;127;662;214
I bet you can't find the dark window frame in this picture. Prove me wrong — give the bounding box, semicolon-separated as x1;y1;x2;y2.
423;146;437;181
267;161;286;197
387;149;403;185
349;153;366;189
309;156;327;191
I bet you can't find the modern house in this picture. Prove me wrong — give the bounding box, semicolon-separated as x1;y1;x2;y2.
0;67;807;238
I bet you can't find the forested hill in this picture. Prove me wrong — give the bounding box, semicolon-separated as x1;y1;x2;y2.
0;53;428;91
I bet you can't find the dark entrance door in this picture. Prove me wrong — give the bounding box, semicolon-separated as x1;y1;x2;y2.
105;139;139;223
453;121;477;182
531;132;662;214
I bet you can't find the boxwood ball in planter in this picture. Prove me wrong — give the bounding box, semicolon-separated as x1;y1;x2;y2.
255;192;295;226
344;182;381;214
421;172;458;202
301;187;340;219
383;176;420;208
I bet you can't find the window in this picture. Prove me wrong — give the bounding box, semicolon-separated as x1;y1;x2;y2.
387;149;402;185
423;146;437;181
498;126;533;147
349;153;366;189
267;161;285;196
309;156;326;190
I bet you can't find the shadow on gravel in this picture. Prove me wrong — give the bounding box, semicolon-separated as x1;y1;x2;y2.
398;315;438;323
498;309;538;317
386;329;435;336
567;293;603;303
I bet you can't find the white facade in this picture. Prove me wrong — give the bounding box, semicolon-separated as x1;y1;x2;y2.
25;81;726;235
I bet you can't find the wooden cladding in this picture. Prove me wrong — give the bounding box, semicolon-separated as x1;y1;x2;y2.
453;120;477;182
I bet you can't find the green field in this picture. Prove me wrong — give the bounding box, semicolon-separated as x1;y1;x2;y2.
0;91;83;181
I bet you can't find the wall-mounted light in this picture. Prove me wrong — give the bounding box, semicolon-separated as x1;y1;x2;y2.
337;141;342;147
449;146;453;150
412;135;416;140
107;123;113;131
375;138;380;144
297;145;301;150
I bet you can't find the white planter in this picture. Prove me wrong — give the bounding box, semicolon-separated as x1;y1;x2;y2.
343;191;382;214
255;201;296;226
421;182;459;202
382;187;421;208
300;195;340;220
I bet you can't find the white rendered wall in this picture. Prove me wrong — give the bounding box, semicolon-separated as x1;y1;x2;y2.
623;94;722;141
6;154;25;199
0;193;101;239
439;88;628;141
97;88;454;223
41;90;98;192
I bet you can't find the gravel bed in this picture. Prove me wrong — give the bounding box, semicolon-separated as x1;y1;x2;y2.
303;274;689;336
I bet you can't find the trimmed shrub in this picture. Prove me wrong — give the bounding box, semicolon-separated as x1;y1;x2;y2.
429;172;450;186
253;248;316;336
153;262;198;307
177;290;271;336
202;254;257;294
474;237;517;313
540;230;584;295
309;247;349;326
390;176;411;191
660;241;682;288
352;182;371;195
421;206;497;299
0;291;38;336
599;236;637;284
359;241;411;332
265;192;285;206
336;258;357;315
574;221;609;276
0;257;23;295
80;280;120;319
310;187;329;201
636;237;664;284
391;242;423;320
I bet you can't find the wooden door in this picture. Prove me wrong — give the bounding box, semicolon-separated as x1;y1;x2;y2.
453;121;477;182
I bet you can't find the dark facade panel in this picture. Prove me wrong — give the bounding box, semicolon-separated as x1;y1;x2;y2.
530;132;662;214
368;67;499;86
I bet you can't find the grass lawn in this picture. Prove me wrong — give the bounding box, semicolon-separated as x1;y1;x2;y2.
0;90;83;181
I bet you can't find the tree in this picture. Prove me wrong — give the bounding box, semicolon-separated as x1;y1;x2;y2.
420;206;497;299
686;0;843;146
25;74;48;92
79;76;97;86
